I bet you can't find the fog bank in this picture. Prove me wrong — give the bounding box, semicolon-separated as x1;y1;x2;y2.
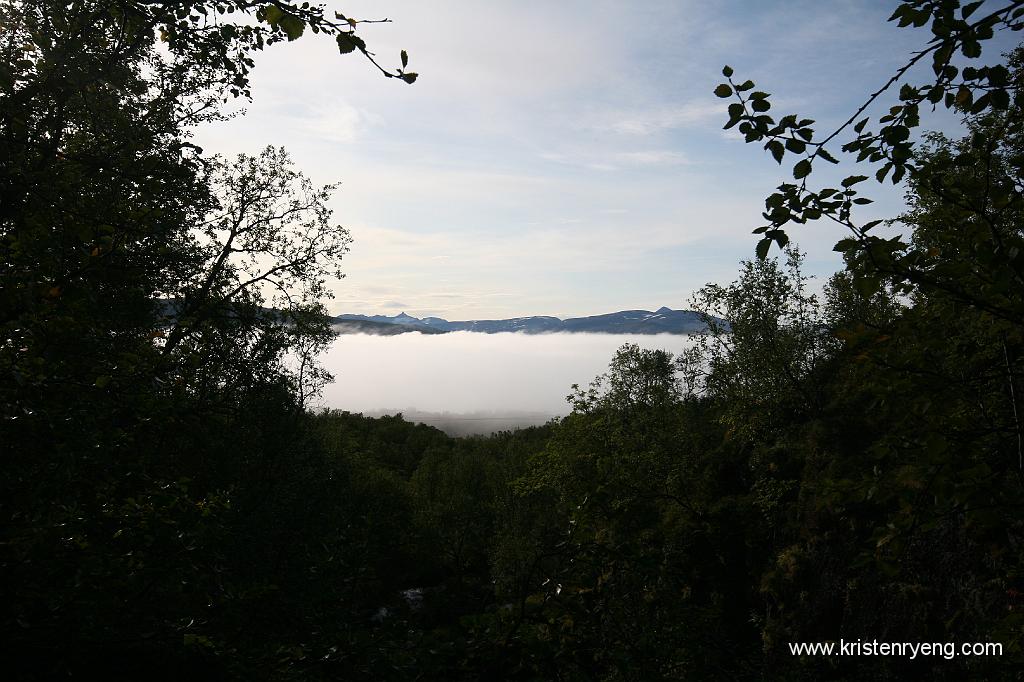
315;332;693;428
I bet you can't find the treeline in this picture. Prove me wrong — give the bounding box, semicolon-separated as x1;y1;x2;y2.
3;0;1024;679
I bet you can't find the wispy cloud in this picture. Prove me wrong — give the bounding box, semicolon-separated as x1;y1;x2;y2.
193;0;934;320
616;150;690;166
598;101;723;136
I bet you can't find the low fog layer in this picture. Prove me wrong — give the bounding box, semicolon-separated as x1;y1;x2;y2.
316;332;693;430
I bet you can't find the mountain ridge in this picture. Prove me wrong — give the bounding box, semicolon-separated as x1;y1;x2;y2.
332;307;709;335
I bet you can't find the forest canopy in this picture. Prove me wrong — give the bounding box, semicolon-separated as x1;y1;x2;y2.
2;0;1024;680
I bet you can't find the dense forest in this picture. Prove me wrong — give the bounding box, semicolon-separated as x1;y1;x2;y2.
3;0;1024;679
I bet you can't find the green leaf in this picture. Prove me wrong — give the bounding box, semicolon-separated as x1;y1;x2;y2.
955;85;973;108
882;125;909;143
768;229;789;248
279;14;305;41
854;275;881;297
992;88;1010;110
817;148;838;164
401;72;418;84
336;32;365;54
751;98;770;112
401;49;409;68
767;140;785;164
793;159;812;179
714;83;732;98
962;1;983;19
722;65;733;78
756;237;772;260
841;175;868;188
834;238;858;252
263;4;284;25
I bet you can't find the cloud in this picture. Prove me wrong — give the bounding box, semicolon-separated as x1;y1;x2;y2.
598;100;724;136
616;150;690;166
299;101;382;143
193;0;907;322
541;148;690;172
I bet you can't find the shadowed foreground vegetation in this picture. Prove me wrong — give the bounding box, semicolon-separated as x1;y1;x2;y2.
3;0;1024;679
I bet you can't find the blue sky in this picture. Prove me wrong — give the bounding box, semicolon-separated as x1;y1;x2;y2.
192;1;1017;319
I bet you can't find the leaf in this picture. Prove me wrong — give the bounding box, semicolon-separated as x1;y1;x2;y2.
955;85;973;108
401;72;418;84
784;138;805;154
793;159;812;179
817;148;838;164
969;92;991;114
336;32;365;54
401;49;408;68
841;175;868;187
992;88;1010;110
883;125;910;143
834;238;858;252
722;65;733;78
769;229;789;248
714;84;732;98
767;140;785;164
962;1;983;19
278;14;305;41
756;237;772;260
854;275;881;297
263;4;284;25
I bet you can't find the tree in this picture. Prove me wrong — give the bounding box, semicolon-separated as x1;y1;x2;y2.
680;248;832;442
160;146;349;408
0;0;416;675
715;4;1024;675
716;0;1023;308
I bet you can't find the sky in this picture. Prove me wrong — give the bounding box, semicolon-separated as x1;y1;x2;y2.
191;0;1017;320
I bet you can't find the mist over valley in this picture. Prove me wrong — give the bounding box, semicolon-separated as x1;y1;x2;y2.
316;331;692;434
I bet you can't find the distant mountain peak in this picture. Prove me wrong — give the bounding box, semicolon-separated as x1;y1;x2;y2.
332;306;711;336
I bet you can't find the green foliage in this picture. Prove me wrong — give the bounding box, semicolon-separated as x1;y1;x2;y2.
717;0;1024;272
5;0;1024;677
0;0;416;676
